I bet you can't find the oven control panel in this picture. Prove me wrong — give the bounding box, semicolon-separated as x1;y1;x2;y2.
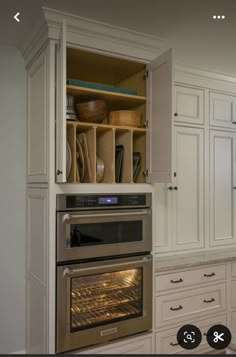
57;193;151;210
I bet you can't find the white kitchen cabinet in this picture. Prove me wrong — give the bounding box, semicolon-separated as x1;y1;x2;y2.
209;130;236;247
174;85;204;125
210;91;236;128
54;20;173;184
172;126;205;250
154;126;204;253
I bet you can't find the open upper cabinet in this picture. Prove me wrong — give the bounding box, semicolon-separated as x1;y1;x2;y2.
32;13;172;185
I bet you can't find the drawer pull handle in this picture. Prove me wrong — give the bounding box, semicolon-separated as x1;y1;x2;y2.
170;305;183;311
171;278;183;284
204;272;215;277
170;342;179;346
203;298;215;303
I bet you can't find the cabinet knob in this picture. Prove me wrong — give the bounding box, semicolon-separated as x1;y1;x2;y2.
174;112;178;117
57;170;63;175
168;186;173;190
234;187;236;189
173;186;178;190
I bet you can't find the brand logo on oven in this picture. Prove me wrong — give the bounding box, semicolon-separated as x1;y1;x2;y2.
100;327;118;336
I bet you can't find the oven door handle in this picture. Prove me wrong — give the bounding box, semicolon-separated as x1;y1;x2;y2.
63;256;152;277
62;210;151;222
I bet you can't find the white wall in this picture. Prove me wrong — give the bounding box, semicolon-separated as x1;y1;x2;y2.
0;46;26;353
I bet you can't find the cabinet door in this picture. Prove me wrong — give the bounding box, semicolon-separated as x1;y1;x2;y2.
56;20;67;182
146;48;173;183
174;85;204;125
210;91;236;128
210;130;236;246
172;126;205;250
153;183;173;253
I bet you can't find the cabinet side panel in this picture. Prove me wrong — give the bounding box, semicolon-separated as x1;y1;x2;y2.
27;51;48;182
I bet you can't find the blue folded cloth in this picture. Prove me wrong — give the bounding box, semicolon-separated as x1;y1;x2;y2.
67;79;137;96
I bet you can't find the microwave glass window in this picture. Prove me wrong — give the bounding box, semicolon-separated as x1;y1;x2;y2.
70;268;143;332
69;221;142;247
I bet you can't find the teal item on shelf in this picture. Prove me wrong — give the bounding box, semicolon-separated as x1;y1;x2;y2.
67;79;138;96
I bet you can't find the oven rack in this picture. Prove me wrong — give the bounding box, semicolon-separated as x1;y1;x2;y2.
71;303;140;330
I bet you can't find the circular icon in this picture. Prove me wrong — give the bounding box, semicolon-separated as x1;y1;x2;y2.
177;324;202;349
206;324;231;350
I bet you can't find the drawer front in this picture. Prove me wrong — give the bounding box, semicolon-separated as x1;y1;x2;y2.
232;263;236;277
155;264;226;293
155;283;226;328
155;315;226;354
232;281;236;309
77;334;153;354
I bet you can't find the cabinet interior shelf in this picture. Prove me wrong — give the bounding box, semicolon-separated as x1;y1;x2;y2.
67;85;146;109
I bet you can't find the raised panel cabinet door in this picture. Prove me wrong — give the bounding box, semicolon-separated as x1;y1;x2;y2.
210;91;236;128
174;85;204;124
172;126;205;250
210;130;236;246
146;48;173;183
56;20;67;183
153;183;173;253
27;49;49;183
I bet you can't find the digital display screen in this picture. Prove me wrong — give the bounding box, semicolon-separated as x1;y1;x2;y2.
98;197;118;205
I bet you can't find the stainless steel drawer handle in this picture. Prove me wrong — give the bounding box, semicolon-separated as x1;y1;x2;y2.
62;210;150;222
204;272;215;277
171;278;183;284
170;342;179;346
170;305;183;311
203;298;215;303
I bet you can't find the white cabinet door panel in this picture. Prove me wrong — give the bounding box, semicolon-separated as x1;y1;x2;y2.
56;20;67;182
210;131;236;246
175;85;204;124
147;48;173;183
210;91;236;128
153;183;172;252
173;126;205;250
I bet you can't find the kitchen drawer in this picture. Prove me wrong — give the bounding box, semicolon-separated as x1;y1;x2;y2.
232;262;236;277
76;333;153;354
155;315;226;354
155;283;226;328
155;264;226;293
232;281;236;309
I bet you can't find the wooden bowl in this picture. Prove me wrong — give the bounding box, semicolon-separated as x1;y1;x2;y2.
108;110;142;127
75;100;107;123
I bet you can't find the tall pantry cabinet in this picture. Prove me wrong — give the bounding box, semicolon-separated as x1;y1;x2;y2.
23;8;174;354
154;73;236;254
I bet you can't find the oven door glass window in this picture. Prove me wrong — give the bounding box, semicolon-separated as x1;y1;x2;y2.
69;221;142;247
70;268;143;332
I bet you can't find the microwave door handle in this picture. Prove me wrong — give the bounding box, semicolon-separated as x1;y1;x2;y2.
62;209;150;222
63;256;152;277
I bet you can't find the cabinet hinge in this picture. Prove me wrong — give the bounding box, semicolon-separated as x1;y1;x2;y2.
143;169;148;177
143;70;149;80
144;120;149;128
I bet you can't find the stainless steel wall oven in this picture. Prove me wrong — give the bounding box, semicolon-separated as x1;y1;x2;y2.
56;193;152;353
